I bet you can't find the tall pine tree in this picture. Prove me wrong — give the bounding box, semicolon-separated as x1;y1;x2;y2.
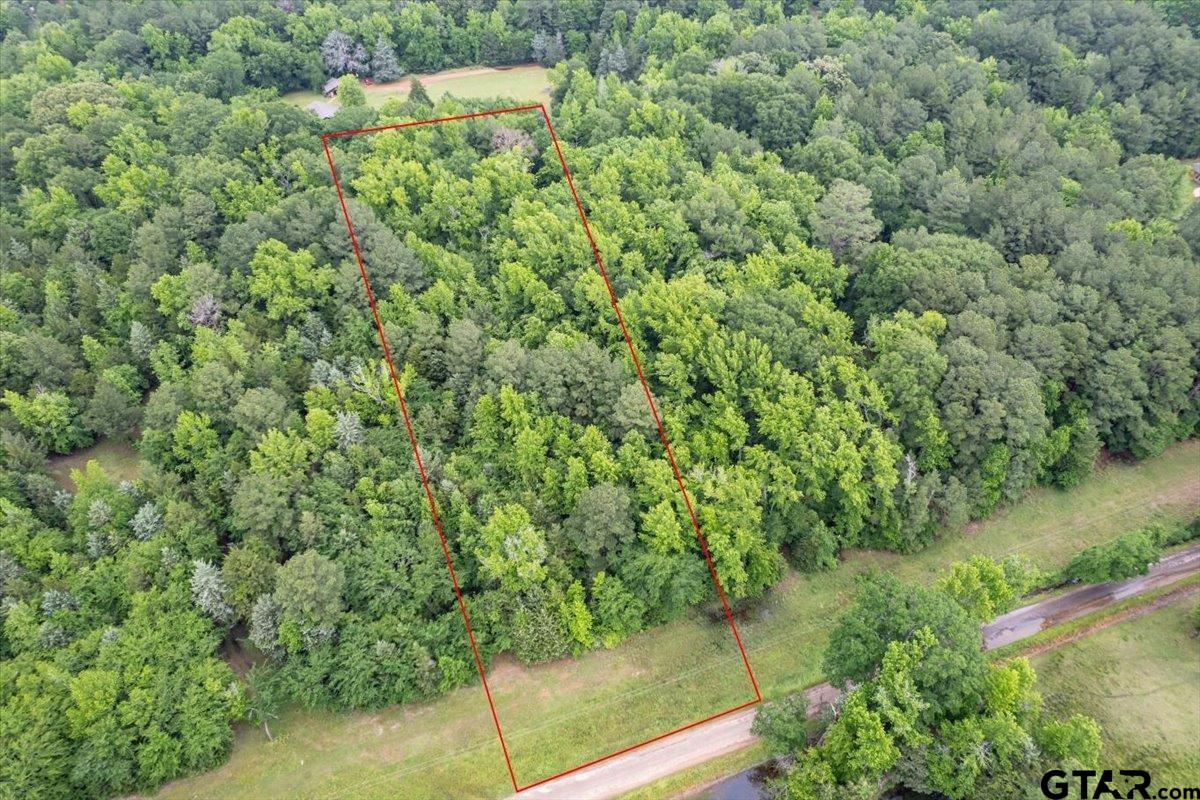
370;34;403;82
407;77;432;106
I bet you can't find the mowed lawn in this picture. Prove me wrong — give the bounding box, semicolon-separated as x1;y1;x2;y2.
1033;597;1200;791
283;64;551;112
151;441;1200;800
47;437;141;489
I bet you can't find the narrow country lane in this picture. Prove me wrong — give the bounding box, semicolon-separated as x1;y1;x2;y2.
982;543;1200;648
512;542;1200;800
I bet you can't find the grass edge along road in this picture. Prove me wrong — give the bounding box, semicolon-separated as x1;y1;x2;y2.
1033;593;1200;791
151;440;1199;800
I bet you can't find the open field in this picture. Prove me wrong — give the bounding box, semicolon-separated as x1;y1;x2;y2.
284;64;551;113
152;441;1199;800
47;437;141;489
1033;596;1200;790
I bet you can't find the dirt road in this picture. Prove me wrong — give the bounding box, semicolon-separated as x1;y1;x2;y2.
516;708;759;800
512;542;1200;799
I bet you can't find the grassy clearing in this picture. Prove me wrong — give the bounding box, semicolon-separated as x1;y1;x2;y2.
283;64;551;114
1176;158;1198;217
152;441;1199;800
1033;595;1200;789
47;438;141;489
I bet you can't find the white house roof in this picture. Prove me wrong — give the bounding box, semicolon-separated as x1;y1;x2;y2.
306;101;339;119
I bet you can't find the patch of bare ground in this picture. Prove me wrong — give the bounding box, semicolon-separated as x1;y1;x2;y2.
219;634;265;679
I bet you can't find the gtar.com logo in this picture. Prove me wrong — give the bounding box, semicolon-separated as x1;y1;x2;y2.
1041;769;1199;799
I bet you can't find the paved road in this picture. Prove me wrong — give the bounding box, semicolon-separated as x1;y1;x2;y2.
511;543;1200;800
982;542;1200;648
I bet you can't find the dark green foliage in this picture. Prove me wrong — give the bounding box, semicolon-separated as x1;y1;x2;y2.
407;77;431;107
0;1;1195;795
823;573;987;721
751;693;810;755
791;562;1103;799
221;537;277;621
564;484;634;572
1060;527;1164;584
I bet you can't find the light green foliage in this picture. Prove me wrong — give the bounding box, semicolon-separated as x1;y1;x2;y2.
476;503;548;595
938;555;1028;621
249;429;311;480
336;74;366;107
1036;714;1102;767
2;2;1196;796
170;411;219;469
1060;527;1163;584
247;239;333;321
214;178;282;223
558;580;594;651
3;389;90;453
817;692;899;785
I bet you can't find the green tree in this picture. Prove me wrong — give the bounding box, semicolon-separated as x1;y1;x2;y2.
230;471;293;545
820;692;899;785
407;76;431;106
823;573;986;720
83;377;141;440
511;591;570;664
243;666;282;741
337;74;366;107
751;693;811;755
563;483;634;572
274;550;345;644
2;389;90;453
369;35;403;82
222;537;278;620
191;559;234;625
809;179;881;263
475;503;549;595
247;239;333;322
1060;528;1162;584
591;571;645;648
557;580;594;652
937;555;1031;622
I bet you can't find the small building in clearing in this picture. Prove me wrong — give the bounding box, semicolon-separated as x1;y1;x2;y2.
322;77;340;97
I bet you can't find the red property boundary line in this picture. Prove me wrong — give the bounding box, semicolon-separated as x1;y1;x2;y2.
321;103;761;793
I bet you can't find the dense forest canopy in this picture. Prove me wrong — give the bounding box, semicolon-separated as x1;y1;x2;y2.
1;1;1197;798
